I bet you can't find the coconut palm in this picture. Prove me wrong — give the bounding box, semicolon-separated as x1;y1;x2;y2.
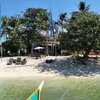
78;1;90;12
8;16;21;38
59;12;67;31
2;16;9;39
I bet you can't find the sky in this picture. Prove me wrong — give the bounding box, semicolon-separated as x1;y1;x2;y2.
0;0;100;20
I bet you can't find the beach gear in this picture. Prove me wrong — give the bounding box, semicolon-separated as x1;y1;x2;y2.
27;80;44;100
21;58;27;65
7;58;14;65
34;46;44;50
45;59;55;63
15;57;21;65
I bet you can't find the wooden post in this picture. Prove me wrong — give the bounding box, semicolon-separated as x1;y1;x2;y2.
54;36;56;56
0;41;2;63
46;30;48;56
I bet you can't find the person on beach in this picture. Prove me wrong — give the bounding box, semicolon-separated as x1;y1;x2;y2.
7;50;11;56
18;49;20;56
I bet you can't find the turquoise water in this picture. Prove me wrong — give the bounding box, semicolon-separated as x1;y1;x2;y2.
0;76;100;100
0;76;73;100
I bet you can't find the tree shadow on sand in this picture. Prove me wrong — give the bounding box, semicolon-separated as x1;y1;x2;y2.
37;57;100;77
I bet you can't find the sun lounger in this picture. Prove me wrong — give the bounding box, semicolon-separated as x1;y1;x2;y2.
7;58;13;65
21;58;27;65
15;57;21;65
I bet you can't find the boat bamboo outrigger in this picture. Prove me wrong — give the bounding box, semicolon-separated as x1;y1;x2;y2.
27;80;44;100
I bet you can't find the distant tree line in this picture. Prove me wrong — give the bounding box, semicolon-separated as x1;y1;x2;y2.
1;1;100;57
1;8;50;55
57;1;100;57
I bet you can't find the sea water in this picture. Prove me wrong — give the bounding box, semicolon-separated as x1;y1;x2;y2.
0;76;99;100
0;76;71;100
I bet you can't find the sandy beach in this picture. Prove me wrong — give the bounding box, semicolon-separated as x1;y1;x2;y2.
1;56;100;100
0;55;100;78
0;56;68;78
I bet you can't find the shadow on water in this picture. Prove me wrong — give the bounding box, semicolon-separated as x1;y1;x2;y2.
37;57;100;77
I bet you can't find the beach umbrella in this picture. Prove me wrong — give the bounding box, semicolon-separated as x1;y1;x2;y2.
34;46;44;50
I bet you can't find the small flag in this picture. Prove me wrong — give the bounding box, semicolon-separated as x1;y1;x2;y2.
50;10;55;37
27;81;44;100
27;89;40;100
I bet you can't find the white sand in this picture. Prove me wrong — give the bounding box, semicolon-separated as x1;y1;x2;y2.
0;55;100;78
0;56;68;78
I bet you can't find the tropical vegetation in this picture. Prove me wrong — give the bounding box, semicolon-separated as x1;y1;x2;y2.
1;1;100;57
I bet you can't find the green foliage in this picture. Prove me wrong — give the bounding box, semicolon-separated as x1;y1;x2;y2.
1;16;9;36
8;16;21;37
2;1;100;56
58;31;68;50
69;12;100;52
1;8;49;54
78;1;90;12
21;8;49;52
58;2;100;56
3;40;19;54
57;12;67;31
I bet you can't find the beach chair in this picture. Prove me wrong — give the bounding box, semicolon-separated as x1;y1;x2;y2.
15;57;21;65
7;58;13;65
21;58;27;65
35;53;41;59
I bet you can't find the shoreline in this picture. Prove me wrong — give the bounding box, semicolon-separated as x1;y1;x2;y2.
0;56;67;78
0;56;100;79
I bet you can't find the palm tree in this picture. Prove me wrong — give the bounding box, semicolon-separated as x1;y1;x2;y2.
2;16;9;40
78;1;90;12
71;1;90;20
8;16;21;38
59;12;67;31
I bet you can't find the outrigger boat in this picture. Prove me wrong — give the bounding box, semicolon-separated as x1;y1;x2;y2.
27;80;44;100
